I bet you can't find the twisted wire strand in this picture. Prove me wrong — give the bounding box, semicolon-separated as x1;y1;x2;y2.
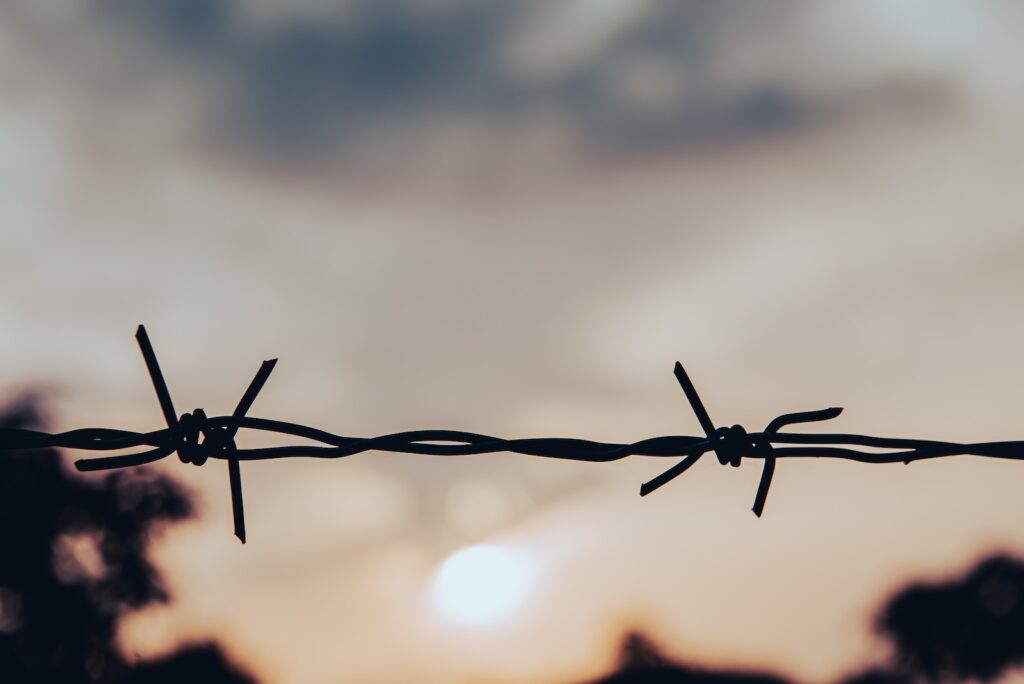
6;420;1024;465
3;326;1022;543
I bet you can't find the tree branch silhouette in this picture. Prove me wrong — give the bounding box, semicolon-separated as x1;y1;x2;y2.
0;395;254;682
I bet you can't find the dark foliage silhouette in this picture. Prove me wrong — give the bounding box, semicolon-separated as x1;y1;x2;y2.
0;396;254;683
835;668;911;684
586;633;791;684
877;554;1024;681
591;556;1024;684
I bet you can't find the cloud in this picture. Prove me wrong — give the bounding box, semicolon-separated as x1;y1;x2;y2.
3;0;986;168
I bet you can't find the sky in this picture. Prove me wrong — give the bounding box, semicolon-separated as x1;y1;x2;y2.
3;1;1024;682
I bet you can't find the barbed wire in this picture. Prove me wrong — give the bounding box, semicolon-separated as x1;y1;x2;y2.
3;325;1022;543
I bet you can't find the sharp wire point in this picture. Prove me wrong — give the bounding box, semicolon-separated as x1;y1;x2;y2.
673;360;716;438
751;455;776;517
135;325;178;432
229;458;246;544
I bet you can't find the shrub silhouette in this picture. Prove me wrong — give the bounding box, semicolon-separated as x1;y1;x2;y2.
877;554;1024;681
834;668;911;684
0;396;253;683
586;632;792;684
592;553;1024;684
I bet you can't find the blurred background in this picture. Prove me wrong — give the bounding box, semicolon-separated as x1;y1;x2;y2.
3;1;1024;682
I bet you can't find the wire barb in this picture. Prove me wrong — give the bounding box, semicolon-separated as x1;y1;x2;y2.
3;327;1024;541
224;359;277;543
117;326;274;542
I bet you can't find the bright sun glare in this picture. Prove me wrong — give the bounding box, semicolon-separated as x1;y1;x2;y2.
431;544;536;627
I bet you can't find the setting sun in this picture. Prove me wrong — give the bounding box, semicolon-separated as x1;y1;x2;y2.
430;544;536;627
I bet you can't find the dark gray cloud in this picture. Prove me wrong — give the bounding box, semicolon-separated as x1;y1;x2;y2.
3;0;955;164
224;1;519;156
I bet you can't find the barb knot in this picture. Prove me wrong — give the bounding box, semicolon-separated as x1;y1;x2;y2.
174;409;237;466
711;424;760;467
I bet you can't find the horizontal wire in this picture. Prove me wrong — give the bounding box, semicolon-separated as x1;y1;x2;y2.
4;324;1023;541
3;421;1022;465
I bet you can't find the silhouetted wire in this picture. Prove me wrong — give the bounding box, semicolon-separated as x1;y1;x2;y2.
3;325;1023;543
